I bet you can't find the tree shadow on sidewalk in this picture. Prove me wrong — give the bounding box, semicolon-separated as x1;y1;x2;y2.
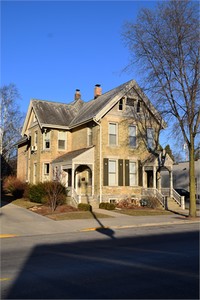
84;183;116;240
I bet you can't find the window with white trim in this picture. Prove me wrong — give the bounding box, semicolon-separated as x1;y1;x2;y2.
129;125;136;147
58;131;66;150
34;131;38;146
129;161;137;186
147;128;154;149
87;127;92;146
108;160;117;186
43;130;51;150
137;101;141;113
118;98;124;111
33;163;37;184
109;123;118;146
44;163;50;176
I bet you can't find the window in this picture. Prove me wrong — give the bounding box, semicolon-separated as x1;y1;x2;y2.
137;101;141;113
34;131;38;146
118;98;124;111
58;131;66;150
129;161;137;186
33;163;37;184
129;125;136;147
108;160;117;186
44;163;50;175
87;127;92;146
109;123;117;146
43;130;51;149
147;128;154;149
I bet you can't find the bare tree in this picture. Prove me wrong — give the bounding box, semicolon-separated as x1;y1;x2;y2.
122;0;199;217
0;84;24;176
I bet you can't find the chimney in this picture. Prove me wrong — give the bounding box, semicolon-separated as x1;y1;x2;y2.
94;84;102;99
74;89;81;101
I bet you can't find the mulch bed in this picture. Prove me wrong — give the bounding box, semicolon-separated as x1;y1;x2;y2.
29;204;78;216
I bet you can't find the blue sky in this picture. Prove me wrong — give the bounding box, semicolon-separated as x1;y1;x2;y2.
1;0;182;153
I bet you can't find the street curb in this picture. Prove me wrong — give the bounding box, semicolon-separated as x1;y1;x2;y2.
80;220;200;232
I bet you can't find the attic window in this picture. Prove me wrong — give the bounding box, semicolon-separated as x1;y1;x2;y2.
118;98;124;111
126;98;135;107
137;101;141;113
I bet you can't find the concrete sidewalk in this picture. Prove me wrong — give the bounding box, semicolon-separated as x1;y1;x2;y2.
0;202;199;237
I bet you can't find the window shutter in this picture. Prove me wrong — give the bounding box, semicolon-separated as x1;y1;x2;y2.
125;160;129;186
118;159;123;186
103;158;108;186
138;160;143;186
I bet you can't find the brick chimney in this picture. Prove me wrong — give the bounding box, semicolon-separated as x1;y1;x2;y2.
94;84;102;99
74;89;81;101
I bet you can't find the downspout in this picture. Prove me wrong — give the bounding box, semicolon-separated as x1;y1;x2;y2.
94;118;102;203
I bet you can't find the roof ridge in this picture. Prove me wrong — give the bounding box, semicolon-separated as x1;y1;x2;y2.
31;98;72;106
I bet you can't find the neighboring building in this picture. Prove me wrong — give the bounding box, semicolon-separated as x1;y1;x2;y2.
162;159;200;200
17;80;174;206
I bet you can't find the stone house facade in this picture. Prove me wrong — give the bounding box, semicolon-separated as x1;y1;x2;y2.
17;80;173;206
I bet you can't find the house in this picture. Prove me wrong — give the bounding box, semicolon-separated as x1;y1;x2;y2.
17;79;174;207
162;159;200;201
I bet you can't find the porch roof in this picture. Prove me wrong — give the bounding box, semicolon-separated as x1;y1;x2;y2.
51;147;93;164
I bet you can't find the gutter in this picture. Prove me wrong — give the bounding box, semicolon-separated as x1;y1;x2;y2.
94;118;102;203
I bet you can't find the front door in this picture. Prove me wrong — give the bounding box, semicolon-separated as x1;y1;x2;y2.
147;170;153;188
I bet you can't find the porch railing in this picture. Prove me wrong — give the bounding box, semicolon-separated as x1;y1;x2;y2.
142;188;166;207
161;188;185;209
71;188;80;206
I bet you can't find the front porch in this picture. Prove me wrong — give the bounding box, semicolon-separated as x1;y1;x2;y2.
52;147;95;206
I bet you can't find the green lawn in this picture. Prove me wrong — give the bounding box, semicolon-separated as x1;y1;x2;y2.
115;208;173;216
47;211;112;221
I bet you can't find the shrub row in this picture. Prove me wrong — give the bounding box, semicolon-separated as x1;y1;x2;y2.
99;202;115;210
78;203;92;211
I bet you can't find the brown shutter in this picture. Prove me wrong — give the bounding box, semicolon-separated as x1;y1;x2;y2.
103;158;108;186
125;159;129;186
118;159;123;186
138;160;143;186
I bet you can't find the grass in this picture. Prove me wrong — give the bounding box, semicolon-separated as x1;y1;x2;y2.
6;196;173;219
47;211;112;221
12;198;42;209
115;208;173;216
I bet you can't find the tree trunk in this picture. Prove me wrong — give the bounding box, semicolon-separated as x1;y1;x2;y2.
189;134;196;218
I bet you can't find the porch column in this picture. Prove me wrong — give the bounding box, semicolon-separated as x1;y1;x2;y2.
153;166;157;189
142;166;146;188
72;162;75;198
169;170;173;197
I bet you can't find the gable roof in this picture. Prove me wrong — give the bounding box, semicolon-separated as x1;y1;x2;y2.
21;79;166;135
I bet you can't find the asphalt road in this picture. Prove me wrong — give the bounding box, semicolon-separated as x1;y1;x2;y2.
1;223;199;299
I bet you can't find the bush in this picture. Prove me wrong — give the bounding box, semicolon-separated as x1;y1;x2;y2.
99;202;115;210
116;197;140;209
43;181;66;211
29;181;67;211
140;197;161;209
78;203;92;211
29;183;47;203
3;176;26;199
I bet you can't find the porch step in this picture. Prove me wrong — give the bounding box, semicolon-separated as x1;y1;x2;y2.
167;198;186;215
